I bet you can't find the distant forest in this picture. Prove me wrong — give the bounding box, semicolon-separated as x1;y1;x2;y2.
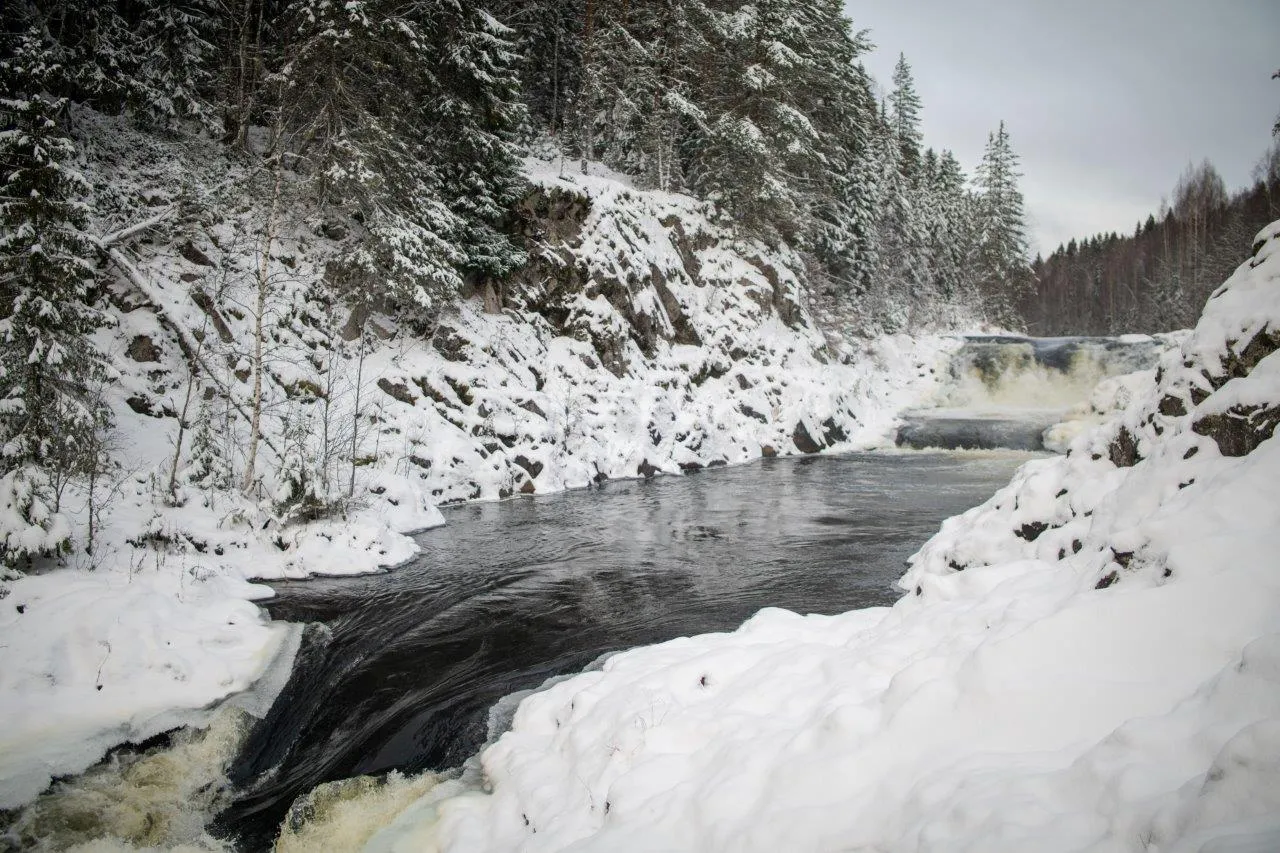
1022;149;1280;336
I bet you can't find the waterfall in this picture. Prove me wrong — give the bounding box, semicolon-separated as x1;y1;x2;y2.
896;336;1164;451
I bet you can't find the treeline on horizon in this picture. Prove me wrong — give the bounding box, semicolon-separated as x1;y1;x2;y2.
1023;151;1280;336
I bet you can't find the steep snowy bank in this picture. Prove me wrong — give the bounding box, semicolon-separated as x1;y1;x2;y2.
337;223;1280;851
0;122;953;816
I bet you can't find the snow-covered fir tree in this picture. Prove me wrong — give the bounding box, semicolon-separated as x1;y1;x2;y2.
129;0;222;129
972;120;1031;325
0;88;110;565
418;0;529;283
278;0;463;311
888;53;923;180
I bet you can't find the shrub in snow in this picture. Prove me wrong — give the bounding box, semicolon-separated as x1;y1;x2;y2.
0;465;71;572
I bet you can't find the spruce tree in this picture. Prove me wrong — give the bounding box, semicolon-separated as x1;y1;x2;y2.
130;0;222;130
416;0;529;282
490;0;586;140
800;4;878;291
872;106;928;327
972;121;1031;325
0;90;109;565
888;53;923;180
691;0;824;240
279;0;464;312
929;149;975;302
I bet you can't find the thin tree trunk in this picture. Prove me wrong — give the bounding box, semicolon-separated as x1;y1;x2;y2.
167;327;206;501
243;158;284;494
580;0;596;175
348;324;366;498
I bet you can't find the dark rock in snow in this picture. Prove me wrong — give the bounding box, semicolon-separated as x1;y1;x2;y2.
1158;394;1188;417
190;288;235;343
821;417;847;446
1015;521;1049;542
376;379;417;406
1192;403;1280;457
792;422;823;454
178;240;216;267
513;455;544;479
433;326;470;362
125;395;159;417
518;399;547;420
126;335;161;363
1107;426;1141;468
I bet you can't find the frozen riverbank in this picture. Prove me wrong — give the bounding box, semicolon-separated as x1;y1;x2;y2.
278;223;1280;852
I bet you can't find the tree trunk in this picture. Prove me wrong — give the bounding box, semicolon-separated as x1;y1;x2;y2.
242;159;284;494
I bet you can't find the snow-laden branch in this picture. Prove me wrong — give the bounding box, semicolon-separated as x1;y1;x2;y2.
98;204;180;248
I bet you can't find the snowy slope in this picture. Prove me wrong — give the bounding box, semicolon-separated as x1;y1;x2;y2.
312;222;1280;852
0;118;955;813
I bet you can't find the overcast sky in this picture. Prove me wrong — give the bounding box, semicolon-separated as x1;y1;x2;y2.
848;0;1280;255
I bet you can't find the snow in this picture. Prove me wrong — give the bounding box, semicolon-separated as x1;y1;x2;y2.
294;222;1280;852
0;124;957;817
0;566;300;809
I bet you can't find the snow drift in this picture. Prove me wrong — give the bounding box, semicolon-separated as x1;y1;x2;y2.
322;222;1280;852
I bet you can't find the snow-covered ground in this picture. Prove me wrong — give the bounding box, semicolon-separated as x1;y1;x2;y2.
274;222;1280;852
0;123;960;820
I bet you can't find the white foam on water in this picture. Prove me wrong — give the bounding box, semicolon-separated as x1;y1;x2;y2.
2;707;250;852
1;625;302;852
273;772;446;853
941;339;1158;413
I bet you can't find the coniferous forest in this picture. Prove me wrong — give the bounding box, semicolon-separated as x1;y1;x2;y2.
6;5;1280;848
2;0;1037;328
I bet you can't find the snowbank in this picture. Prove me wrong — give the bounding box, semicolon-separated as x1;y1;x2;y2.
340;223;1280;851
0;567;299;809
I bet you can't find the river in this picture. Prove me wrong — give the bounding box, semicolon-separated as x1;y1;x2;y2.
216;449;1031;849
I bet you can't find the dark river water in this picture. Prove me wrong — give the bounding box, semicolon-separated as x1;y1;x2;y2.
216;450;1030;849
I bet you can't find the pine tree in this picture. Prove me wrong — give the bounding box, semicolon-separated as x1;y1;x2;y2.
417;0;529;282
888;53;923;180
0;89;110;565
972;120;1031;325
130;0;222;130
